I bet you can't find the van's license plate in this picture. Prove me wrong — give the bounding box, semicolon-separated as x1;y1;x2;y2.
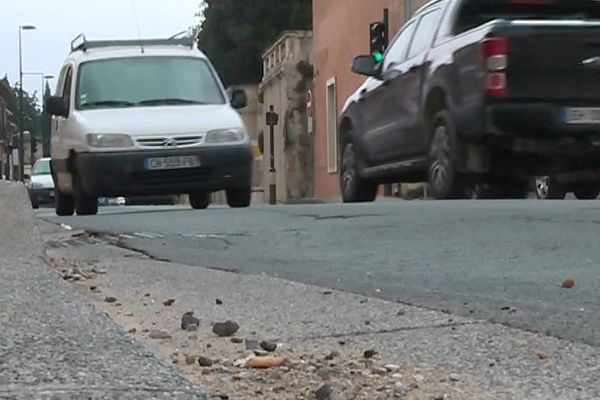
563;107;600;124
145;156;200;170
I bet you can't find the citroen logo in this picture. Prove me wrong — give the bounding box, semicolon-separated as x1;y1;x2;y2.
163;138;178;147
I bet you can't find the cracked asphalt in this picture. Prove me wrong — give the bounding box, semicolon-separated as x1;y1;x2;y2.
39;199;600;347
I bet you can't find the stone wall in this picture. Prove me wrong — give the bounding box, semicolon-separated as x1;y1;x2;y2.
260;31;314;203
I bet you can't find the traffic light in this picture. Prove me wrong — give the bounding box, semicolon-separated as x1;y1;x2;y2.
370;22;388;58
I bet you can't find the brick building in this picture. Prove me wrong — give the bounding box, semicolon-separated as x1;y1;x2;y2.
312;0;428;199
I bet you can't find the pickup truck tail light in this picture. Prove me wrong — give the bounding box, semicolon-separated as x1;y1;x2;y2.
481;37;509;97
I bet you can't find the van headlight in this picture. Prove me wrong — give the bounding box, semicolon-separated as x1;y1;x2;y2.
205;128;247;144
87;134;134;148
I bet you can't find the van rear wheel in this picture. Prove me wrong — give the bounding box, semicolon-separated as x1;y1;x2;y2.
226;187;251;208
190;192;211;209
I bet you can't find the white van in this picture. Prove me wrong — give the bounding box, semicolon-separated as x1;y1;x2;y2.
45;34;252;216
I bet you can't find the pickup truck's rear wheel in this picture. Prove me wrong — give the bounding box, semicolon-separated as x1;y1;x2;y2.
535;176;566;200
189;192;211;209
427;111;465;199
572;185;600;200
226;187;251;208
340;142;378;203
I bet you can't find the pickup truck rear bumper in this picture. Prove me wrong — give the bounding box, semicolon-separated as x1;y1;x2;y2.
487;103;600;138
485;103;600;155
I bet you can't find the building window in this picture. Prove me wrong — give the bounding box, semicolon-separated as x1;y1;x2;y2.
326;77;337;174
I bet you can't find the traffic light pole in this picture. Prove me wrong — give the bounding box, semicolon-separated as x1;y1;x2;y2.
265;106;279;205
382;8;393;197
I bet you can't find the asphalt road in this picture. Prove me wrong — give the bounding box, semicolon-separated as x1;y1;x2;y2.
39;199;600;347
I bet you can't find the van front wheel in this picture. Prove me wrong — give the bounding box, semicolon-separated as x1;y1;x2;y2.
74;172;98;216
55;187;75;216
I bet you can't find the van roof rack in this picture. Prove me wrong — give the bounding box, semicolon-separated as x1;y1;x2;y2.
70;33;195;53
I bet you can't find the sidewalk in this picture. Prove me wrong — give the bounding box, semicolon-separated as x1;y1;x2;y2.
0;182;207;400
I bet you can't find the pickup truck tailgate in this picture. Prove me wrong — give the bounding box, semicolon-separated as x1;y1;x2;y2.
498;22;600;101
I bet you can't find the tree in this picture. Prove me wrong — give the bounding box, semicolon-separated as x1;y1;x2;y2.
196;0;312;86
42;82;52;156
4;81;41;138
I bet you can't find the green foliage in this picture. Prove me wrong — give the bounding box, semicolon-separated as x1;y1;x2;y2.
4;80;42;138
294;60;314;94
197;0;312;85
41;82;52;155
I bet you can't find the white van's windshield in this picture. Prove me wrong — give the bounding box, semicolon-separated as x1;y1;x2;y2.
75;56;226;110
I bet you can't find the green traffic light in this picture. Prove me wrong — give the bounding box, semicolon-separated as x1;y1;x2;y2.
373;52;384;63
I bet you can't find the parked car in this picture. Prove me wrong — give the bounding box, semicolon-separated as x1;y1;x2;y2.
27;158;55;209
340;0;600;201
98;197;126;206
45;34;253;216
534;176;599;200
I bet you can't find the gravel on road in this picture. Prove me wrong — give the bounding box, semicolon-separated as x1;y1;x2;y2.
44;227;600;400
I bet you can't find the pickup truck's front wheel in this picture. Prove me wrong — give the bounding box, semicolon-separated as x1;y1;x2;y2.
340;142;378;203
427;111;465;199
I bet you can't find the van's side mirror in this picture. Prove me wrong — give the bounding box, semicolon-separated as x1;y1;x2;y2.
352;55;381;78
230;89;247;109
45;96;68;118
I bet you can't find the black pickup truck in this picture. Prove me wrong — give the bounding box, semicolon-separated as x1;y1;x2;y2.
340;0;600;201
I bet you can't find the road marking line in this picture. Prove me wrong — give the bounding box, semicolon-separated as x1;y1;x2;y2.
133;232;165;239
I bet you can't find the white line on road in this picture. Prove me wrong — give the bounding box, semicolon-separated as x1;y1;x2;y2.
133;232;165;239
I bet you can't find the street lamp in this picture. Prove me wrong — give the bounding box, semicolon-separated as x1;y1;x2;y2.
18;24;37;182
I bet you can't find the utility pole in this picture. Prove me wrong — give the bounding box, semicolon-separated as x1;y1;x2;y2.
265;105;279;205
18;28;24;182
17;24;37;181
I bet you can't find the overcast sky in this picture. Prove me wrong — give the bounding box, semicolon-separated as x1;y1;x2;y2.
0;0;201;105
